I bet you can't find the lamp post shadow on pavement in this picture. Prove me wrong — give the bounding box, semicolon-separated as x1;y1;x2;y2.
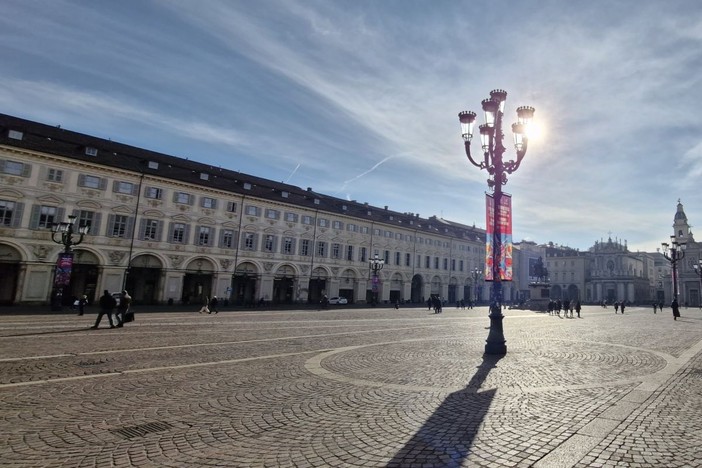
458;90;535;355
387;354;504;467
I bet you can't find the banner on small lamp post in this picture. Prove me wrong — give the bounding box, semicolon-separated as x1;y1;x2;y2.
485;193;513;281
54;252;74;288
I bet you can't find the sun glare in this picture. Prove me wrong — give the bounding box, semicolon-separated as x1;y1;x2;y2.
525;122;543;141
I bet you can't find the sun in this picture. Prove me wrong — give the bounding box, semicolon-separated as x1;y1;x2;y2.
525;122;543;141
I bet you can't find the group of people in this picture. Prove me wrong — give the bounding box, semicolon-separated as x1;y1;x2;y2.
91;290;132;329
613;301;627;314
547;299;582;318
427;296;443;314
454;299;474;309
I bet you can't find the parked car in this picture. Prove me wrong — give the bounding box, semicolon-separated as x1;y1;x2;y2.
328;297;348;305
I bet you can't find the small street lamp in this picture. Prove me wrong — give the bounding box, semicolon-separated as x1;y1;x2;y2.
659;236;686;303
49;215;89;310
471;267;483;305
369;254;384;306
692;259;702;308
459;90;535;355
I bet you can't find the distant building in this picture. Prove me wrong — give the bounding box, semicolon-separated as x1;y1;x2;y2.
584;237;650;304
544;243;588;302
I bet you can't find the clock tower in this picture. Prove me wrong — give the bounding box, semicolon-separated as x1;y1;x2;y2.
673;199;693;242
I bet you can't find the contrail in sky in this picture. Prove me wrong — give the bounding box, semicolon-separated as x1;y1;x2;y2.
341;155;398;191
283;163;301;183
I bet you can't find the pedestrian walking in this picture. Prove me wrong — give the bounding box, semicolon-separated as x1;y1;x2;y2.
653;302;657;314
614;301;619;314
575;300;581;318
115;290;132;327
427;298;432;311
620;301;626;314
91;290;116;329
209;296;219;314
672;299;680;321
77;294;88;316
199;296;211;314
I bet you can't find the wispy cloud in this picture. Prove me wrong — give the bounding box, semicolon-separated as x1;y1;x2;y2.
2;0;701;252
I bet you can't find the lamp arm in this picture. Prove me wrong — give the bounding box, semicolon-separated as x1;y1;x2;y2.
464;141;484;168
73;233;86;247
51;231;63;245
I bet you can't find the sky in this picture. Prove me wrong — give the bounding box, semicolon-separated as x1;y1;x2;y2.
1;0;701;253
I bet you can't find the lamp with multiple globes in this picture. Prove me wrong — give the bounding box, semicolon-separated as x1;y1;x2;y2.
458;90;535;355
659;236;686;302
692;259;702;308
369;254;384;306
49;215;89;310
471;267;483;305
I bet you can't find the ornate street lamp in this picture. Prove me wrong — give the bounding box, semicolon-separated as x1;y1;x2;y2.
459;90;535;355
369;254;384;306
49;215;89;310
471;267;483;305
692;259;702;308
659;236;686;302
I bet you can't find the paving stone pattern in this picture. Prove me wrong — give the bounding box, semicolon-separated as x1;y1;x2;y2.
0;306;701;467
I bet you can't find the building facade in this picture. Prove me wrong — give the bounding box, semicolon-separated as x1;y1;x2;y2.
669;201;702;307
0;113;489;307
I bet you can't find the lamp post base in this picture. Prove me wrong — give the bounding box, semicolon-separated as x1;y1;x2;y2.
485;304;506;355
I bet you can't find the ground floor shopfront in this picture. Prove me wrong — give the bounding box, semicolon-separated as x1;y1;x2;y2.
0;242;492;308
585;278;652;304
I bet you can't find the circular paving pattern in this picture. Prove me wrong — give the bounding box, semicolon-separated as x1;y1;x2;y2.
305;338;669;393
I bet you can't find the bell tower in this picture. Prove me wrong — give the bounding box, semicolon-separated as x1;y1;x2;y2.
673;199;693;241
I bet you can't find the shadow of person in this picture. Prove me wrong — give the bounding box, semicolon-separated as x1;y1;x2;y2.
387;353;504;467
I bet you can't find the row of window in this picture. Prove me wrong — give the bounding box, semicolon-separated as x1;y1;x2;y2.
0;202;474;271
1;199;480;254
2;156;484;249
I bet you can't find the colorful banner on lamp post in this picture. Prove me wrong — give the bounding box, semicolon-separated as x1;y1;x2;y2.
485;193;513;281
54;252;74;288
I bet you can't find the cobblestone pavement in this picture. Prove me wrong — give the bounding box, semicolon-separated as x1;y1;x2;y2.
0;305;701;467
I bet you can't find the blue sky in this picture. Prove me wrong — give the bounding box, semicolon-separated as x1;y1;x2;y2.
1;0;701;253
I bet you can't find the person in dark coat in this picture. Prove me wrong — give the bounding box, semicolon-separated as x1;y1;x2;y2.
575;300;581;318
92;290;116;329
671;299;680;321
620;301;626;314
209;296;219;314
